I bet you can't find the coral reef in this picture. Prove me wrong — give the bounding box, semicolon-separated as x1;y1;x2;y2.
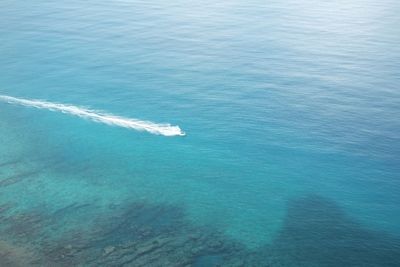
1;184;400;266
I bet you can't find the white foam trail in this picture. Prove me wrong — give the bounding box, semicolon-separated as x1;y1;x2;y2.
0;95;185;137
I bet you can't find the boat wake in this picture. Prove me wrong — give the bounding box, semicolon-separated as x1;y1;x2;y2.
0;95;185;137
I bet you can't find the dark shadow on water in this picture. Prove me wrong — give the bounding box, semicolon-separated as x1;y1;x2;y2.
262;194;400;267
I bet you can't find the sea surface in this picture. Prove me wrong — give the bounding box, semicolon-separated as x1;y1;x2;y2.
0;0;400;266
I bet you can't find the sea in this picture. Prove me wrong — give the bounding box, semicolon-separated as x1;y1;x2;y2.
0;0;399;266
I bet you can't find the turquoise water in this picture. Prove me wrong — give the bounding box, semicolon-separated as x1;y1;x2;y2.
1;0;400;266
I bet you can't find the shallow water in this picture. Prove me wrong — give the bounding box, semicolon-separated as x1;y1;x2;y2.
1;0;400;266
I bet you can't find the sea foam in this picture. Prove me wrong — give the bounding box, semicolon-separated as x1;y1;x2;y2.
0;95;185;137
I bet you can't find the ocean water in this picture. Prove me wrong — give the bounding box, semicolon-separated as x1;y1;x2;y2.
0;0;400;266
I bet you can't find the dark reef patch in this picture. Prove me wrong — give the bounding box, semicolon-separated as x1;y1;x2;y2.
1;195;400;266
0;170;41;188
0;159;22;168
0;240;35;267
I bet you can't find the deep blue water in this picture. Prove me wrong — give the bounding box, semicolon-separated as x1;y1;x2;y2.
0;0;400;266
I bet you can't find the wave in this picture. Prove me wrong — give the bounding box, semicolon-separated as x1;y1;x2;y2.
0;95;185;137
